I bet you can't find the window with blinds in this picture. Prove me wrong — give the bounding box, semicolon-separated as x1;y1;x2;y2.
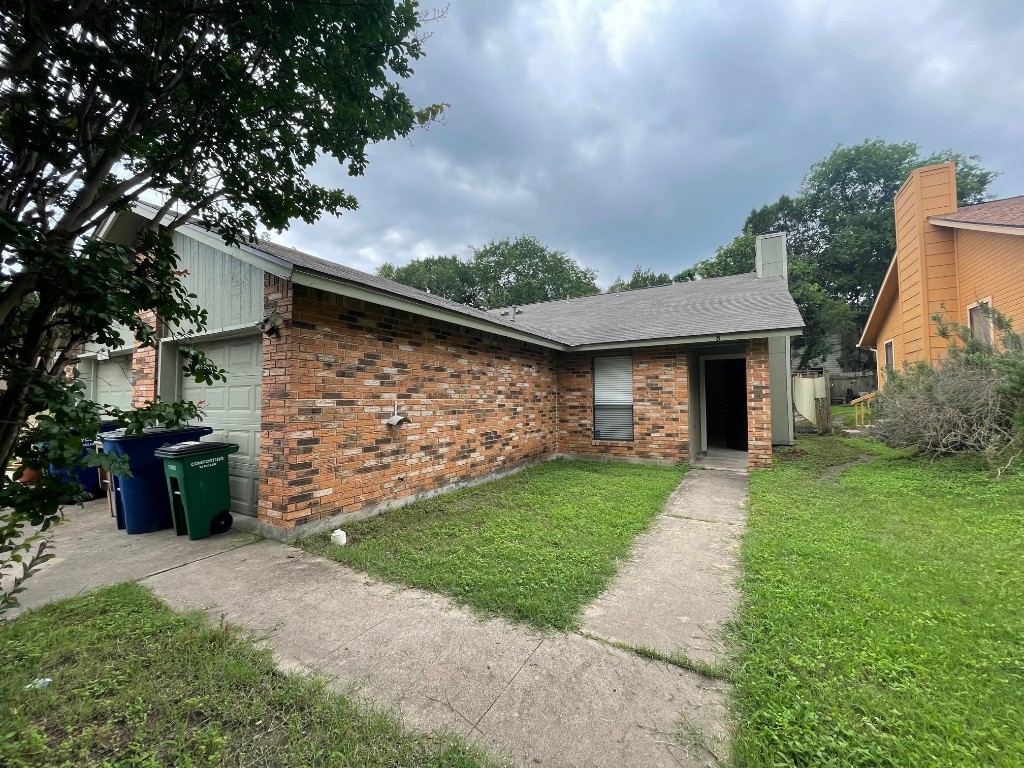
593;355;634;441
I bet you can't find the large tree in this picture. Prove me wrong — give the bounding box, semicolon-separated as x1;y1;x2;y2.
0;0;440;611
378;235;599;309
676;140;997;368
471;236;599;307
378;255;481;306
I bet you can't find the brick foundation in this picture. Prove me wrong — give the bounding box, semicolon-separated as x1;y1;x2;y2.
557;347;689;463
746;338;772;470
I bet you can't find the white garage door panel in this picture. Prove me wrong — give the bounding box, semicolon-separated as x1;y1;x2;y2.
181;336;261;517
93;357;134;410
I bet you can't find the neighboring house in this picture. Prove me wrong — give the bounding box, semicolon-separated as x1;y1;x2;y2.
84;207;802;537
859;162;1024;382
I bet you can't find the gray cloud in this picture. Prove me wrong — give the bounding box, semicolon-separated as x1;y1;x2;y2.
276;0;1024;287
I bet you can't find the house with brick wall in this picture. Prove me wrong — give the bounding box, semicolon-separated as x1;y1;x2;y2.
859;162;1024;381
84;207;802;538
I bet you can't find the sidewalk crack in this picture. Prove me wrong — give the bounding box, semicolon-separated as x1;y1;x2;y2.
139;538;259;582
472;638;544;733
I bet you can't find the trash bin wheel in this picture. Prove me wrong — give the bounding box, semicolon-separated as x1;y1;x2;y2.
210;510;233;536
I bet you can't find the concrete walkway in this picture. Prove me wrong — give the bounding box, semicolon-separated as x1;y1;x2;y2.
582;466;748;666
17;499;732;767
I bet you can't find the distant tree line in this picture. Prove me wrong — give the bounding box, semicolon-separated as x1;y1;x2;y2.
378;235;599;309
378;140;997;367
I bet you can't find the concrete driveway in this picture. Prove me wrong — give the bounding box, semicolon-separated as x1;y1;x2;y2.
15;492;738;767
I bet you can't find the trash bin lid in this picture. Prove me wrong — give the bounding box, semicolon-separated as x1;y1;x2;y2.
154;441;238;457
102;426;213;441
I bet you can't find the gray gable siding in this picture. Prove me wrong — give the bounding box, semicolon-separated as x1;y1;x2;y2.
169;231;264;335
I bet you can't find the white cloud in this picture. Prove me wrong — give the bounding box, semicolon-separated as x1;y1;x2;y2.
269;0;1024;285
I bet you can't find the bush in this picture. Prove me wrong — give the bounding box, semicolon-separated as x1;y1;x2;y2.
875;308;1024;469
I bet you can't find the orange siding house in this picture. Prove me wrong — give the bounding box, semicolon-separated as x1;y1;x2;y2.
859;162;1024;382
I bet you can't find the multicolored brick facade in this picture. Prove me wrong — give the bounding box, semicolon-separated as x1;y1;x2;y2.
130;310;161;407
127;276;778;533
746;337;772;470
557;347;690;463
259;280;559;530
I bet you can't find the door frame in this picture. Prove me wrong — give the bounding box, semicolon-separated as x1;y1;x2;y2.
699;353;747;454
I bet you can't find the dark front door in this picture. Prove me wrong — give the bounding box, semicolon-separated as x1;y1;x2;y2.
705;358;748;451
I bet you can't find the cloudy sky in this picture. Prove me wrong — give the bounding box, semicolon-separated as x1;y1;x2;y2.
276;0;1024;288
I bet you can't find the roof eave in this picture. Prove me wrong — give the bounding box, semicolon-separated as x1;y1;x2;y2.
927;217;1024;237
858;255;899;349
111;202;295;278
571;326;804;351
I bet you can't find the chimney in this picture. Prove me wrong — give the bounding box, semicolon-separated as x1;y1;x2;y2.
755;232;787;279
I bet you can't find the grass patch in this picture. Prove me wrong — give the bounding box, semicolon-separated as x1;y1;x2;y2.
831;403;873;429
736;435;1024;766
0;583;490;767
580;631;733;682
299;459;686;631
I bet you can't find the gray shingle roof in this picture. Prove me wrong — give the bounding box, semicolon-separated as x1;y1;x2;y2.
250;239;802;347
488;273;804;345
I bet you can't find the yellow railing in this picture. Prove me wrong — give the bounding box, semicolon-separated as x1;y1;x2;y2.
851;392;876;427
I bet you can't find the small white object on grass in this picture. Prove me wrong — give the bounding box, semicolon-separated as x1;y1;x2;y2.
331;529;347;546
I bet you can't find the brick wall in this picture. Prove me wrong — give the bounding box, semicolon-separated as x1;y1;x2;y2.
557;347;689;463
746;338;772;469
130;310;161;407
259;281;558;529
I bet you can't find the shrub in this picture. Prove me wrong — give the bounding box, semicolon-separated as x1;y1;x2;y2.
875;308;1024;469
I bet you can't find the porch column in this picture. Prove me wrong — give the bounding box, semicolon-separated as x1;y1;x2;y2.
131;310;162;407
746;338;772;469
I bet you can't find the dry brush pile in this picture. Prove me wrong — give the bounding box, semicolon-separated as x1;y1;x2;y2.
875;309;1024;470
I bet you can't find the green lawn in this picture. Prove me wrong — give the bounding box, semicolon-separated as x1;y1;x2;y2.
830;403;874;429
299;459;686;630
735;436;1024;766
0;584;489;768
830;403;856;428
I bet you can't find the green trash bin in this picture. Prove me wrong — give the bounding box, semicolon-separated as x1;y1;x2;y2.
154;441;239;540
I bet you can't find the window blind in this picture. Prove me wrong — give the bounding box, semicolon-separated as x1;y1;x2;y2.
593;355;634;440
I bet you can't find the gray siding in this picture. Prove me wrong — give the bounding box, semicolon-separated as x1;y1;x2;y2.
169;231;264;335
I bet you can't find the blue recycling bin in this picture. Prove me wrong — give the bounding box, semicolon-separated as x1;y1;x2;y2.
48;422;120;498
102;426;213;534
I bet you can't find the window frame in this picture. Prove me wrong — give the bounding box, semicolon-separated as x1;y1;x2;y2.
592;354;634;442
966;297;994;346
883;339;894;370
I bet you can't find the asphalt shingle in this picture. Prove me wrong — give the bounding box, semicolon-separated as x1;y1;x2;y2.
488;273;803;345
930;195;1024;229
250;239;803;347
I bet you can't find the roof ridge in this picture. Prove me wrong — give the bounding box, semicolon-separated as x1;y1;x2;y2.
491;271;759;313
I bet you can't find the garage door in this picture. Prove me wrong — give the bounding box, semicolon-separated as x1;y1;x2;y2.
181;336;262;516
92;356;134;410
